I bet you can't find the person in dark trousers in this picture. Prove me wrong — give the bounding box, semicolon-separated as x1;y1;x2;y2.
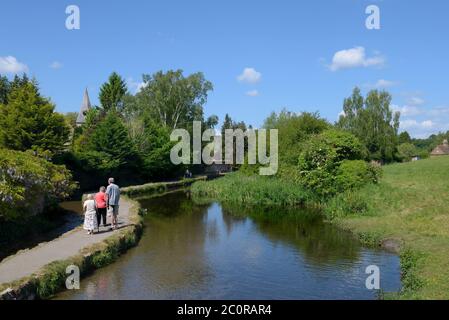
95;186;108;230
106;178;120;230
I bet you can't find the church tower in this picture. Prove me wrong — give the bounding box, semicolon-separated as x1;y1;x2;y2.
76;88;92;126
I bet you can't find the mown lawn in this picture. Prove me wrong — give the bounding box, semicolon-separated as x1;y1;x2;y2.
333;156;449;299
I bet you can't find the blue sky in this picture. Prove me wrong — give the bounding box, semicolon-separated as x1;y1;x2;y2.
1;0;448;138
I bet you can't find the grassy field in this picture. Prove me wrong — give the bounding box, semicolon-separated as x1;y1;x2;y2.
331;156;449;299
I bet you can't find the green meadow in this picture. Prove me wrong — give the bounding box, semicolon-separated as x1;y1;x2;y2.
328;156;449;299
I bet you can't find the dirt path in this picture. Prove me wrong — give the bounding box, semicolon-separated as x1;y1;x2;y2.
0;198;133;286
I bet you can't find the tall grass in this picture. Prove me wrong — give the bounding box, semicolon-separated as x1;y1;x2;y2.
191;172;317;207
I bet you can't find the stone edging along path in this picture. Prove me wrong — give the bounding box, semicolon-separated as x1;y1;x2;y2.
0;177;207;300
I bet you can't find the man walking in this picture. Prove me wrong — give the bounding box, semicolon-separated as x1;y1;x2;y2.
105;177;120;230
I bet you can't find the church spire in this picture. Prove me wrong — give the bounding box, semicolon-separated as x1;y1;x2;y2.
76;88;92;126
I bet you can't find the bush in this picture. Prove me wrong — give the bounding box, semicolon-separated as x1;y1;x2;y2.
297;129;368;197
335;160;382;192
397;143;418;162
0;148;76;221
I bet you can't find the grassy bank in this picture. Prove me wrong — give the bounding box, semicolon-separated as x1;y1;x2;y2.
327;156;449;299
191;173;317;207
121;176;207;197
0;196;143;300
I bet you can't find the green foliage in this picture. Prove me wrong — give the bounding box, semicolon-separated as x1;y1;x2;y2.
412;131;449;153
264;109;329;168
335;160;381;191
99;72;128;112
337;87;400;162
397;143;419;162
127;70;213;129
0;79;70;155
76;112;140;175
137;118;180;178
0;148;76;221
400;249;425;294
0;75;10;104
191;172;317;207
297;129;368;197
324;188;371;220
398;131;412;144
220;113;249;169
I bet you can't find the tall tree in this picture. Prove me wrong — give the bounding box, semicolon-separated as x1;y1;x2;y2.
0;75;10;104
0;80;69;155
85;111;139;170
398;131;412;144
133;70;213;129
221;114;233;135
99;72;128;112
337;87;400;162
263;109;329;166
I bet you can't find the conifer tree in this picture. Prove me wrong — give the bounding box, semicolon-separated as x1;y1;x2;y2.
99;72;128;112
86;111;139;169
0;80;69;155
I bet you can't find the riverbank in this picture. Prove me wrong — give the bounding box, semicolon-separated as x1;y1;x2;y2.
0;196;143;300
191;174;317;207
330;156;449;299
121;176;207;197
191;156;449;299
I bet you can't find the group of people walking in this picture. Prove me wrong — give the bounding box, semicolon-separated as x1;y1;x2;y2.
83;178;121;235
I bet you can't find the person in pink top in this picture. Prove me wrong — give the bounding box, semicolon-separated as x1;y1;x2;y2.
95;186;108;230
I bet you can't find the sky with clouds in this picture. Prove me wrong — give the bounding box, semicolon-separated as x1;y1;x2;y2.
0;0;448;138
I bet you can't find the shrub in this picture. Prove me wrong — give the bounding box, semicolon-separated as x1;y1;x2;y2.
335;160;382;192
397;143;418;162
0;148;76;221
297;129;367;197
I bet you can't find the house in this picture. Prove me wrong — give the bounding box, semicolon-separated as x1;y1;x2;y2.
76;88;92;126
431;139;449;157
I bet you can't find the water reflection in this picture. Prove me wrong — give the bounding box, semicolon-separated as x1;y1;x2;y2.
57;191;401;300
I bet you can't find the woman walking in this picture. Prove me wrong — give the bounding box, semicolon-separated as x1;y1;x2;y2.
95;186;108;229
83;194;98;235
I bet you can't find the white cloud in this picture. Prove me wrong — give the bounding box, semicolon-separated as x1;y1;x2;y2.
399;119;445;139
50;61;63;69
329;47;385;71
246;90;259;97
366;79;398;89
408;96;425;106
127;77;147;94
237;67;262;84
392;104;423;117
421;120;434;128
428;106;449;117
0;56;28;74
400;119;434;130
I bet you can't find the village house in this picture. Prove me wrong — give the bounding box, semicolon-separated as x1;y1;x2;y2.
431;139;449;157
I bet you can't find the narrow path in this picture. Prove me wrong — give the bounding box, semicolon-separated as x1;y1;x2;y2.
0;198;133;286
